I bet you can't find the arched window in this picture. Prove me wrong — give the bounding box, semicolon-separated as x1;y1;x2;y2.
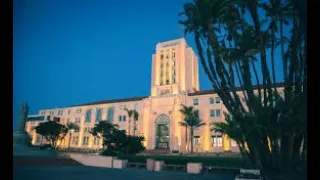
107;107;114;122
85;109;92;123
96;108;102;122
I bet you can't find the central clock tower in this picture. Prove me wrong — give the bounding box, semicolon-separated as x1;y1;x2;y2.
150;38;199;97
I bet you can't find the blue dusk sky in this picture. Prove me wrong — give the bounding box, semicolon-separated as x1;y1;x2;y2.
13;0;284;130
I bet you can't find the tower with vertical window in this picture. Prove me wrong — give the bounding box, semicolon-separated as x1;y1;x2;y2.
150;38;199;96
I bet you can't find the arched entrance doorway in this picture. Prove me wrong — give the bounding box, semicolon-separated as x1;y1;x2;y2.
155;114;170;149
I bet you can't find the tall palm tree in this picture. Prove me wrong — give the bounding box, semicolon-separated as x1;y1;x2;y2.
188;111;206;154
124;108;134;136
66;122;79;149
133;110;139;136
179;105;206;154
179;104;194;151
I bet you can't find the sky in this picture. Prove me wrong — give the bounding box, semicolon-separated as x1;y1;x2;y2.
13;0;285;130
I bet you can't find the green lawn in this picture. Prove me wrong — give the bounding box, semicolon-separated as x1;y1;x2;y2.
117;154;252;168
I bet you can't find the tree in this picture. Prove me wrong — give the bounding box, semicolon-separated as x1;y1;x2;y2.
91;121;145;156
179;104;195;151
133;110;139;136
124;108;135;136
34;121;68;149
65;122;79;149
108;129;145;155
179;105;206;154
90;121;118;150
179;0;306;173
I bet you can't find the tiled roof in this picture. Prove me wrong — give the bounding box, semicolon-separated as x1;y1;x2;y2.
188;83;285;96
65;83;285;107
68;96;148;107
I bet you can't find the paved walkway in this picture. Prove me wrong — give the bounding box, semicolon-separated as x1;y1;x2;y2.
14;166;236;180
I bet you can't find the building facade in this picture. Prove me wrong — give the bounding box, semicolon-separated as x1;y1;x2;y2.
26;38;275;153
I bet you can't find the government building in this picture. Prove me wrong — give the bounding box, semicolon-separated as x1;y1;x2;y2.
26;38;275;153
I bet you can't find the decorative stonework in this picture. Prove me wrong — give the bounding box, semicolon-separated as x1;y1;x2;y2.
155;114;170;124
160;88;172;96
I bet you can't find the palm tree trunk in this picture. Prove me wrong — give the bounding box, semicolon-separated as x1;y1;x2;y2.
185;125;188;153
128;119;131;136
280;22;287;82
185;126;188;143
190;127;194;154
271;32;278;98
68;132;72;149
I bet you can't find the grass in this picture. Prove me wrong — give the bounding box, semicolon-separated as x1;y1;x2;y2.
117;154;252;168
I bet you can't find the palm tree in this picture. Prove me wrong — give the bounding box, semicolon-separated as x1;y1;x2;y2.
179;104;194;152
65;122;79;149
133;110;139;136
260;0;291;82
124;108;135;136
179;105;206;154
189;111;206;154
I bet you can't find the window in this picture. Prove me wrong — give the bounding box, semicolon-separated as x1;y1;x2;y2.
210;97;214;104
123;115;126;121
172;52;175;58
231;139;237;147
215;97;221;103
83;137;89;146
66;118;70;124
75;117;81;123
85;109;92;123
194;126;200;130
134;103;139;110
94;137;99;145
40;111;45;115
194;136;201;145
160;54;164;60
76;109;82;114
96;108;102;122
216;109;221;117
72;136;79;145
107;107;114;122
212;136;223;147
166;54;169;59
84;127;92;132
119;115;122;122
210;109;215;118
68;109;71;114
47;116;51;120
193;99;199;105
166;79;169;85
